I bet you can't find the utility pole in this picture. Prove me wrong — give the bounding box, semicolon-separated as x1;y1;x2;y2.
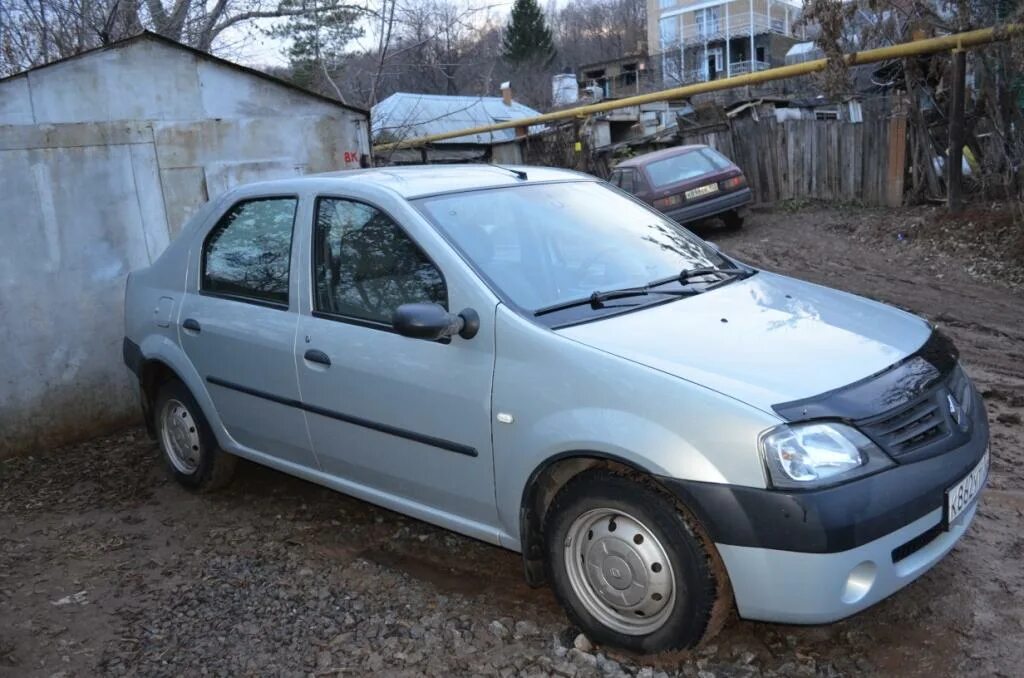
947;48;966;213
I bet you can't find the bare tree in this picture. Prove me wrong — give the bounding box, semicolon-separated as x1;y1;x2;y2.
0;0;371;75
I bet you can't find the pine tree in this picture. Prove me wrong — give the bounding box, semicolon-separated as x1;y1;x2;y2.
270;0;364;96
502;0;555;65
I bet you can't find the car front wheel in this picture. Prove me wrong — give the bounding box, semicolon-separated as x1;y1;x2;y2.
544;470;730;653
154;379;236;492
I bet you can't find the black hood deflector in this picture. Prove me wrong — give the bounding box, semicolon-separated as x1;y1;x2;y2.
772;329;959;422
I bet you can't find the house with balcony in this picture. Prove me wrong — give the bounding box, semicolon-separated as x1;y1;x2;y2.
648;0;806;86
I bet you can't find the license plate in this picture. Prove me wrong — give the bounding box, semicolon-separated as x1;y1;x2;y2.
945;451;988;527
685;184;719;200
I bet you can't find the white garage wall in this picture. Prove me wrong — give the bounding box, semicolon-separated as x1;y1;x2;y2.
0;35;369;457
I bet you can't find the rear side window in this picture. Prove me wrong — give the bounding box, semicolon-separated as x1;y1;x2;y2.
202;197;297;307
313;198;446;325
619;170;637;194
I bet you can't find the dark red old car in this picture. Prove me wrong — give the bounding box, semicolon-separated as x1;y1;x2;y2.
608;144;751;228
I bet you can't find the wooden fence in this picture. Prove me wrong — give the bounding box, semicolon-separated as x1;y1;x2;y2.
675;113;908;207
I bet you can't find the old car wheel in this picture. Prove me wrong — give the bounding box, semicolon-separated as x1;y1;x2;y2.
544;470;729;653
722;210;745;230
154;379;236;492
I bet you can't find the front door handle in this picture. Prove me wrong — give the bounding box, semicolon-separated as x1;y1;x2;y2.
304;349;331;366
182;318;201;333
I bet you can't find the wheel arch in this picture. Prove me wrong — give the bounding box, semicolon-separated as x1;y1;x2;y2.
138;359;185;435
519;451;670;587
132;334;220;444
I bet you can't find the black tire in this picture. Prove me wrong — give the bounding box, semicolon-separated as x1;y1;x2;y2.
721;210;744;230
153;379;236;492
544;470;729;653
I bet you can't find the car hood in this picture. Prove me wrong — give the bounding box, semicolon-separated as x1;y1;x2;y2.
556;271;932;416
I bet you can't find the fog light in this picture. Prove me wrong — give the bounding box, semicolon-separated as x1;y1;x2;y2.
841;561;877;604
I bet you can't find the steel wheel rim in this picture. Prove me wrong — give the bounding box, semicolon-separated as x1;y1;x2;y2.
563;508;676;635
160;398;201;475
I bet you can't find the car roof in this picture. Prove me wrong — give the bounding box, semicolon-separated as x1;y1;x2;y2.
231;164;594;200
615;145;710;169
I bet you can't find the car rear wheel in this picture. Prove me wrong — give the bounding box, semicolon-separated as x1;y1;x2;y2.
154;379;236;492
544;470;730;653
722;210;744;230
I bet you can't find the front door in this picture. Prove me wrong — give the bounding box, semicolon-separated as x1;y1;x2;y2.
178;196;316;469
294;196;498;530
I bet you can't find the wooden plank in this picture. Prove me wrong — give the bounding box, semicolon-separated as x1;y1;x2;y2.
861;118;874;205
832;122;841;201
851;122;863;202
886;113;908;207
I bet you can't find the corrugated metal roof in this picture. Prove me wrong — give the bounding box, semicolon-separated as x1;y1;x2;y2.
372;92;544;145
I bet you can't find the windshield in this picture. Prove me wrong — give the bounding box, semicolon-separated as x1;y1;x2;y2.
646;148;733;188
415;181;729;314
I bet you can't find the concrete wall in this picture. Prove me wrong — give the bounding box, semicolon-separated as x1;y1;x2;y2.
0;37;369;458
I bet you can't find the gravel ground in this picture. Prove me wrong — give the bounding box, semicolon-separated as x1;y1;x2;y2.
2;205;1023;678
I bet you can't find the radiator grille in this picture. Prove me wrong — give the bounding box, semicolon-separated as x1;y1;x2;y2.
858;366;970;461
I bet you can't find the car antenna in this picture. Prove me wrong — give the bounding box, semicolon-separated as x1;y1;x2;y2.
490;163;528;181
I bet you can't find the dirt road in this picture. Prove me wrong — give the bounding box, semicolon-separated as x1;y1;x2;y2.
2;206;1022;677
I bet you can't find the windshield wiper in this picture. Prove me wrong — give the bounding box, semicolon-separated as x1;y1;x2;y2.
533;266;754;318
534;286;694;317
637;265;752;290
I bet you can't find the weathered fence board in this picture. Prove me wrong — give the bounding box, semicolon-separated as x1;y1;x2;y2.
675;112;906;207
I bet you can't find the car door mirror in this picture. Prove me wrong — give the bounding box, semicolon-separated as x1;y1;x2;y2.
392;303;479;341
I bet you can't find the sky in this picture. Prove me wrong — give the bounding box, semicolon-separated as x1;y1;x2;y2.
218;0;582;68
219;0;523;68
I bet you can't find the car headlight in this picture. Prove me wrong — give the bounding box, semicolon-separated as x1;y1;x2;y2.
759;422;894;489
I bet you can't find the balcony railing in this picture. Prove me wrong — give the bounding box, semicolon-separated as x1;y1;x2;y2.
729;59;771;74
681;59;770;84
683;12;790;44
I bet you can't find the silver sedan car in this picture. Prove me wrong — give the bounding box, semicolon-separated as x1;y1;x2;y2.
123;165;989;653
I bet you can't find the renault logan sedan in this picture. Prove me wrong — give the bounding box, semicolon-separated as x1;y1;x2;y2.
123;165;988;653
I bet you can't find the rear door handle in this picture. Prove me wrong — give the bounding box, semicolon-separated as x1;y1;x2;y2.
182;318;201;333
304;349;331;366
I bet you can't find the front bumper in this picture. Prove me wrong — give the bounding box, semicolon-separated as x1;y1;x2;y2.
718;500;980;623
662;187;751;224
658;388;989;624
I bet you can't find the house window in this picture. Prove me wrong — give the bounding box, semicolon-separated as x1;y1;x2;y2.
662;51;683;85
659;16;679;48
695;7;721;40
622;63;638;87
756;46;766;63
202;198;297;307
659;0;676;8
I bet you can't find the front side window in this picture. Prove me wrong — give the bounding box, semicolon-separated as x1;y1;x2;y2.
415;181;727;315
202;198;297;306
646;148;732;187
313;198;446;325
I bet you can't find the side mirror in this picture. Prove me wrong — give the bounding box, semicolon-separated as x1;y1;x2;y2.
392;303;480;341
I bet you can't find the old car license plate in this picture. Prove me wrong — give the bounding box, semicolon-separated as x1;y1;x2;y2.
685;184;719;200
945;451;988;527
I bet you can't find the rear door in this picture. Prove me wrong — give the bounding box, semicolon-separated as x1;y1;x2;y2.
293;195;499;534
178;196;316;469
